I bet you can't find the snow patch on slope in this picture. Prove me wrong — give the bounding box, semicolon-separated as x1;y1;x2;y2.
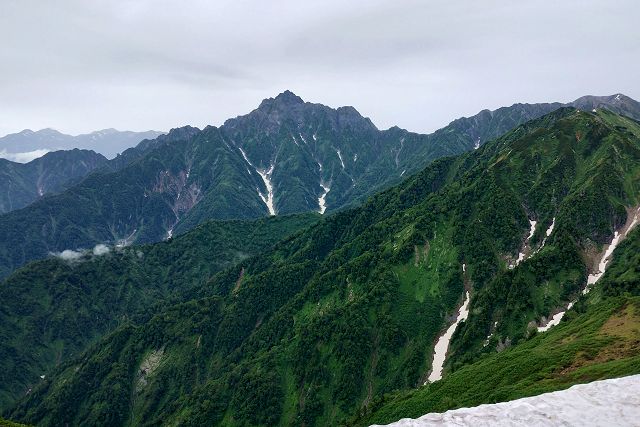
116;229;137;248
318;182;331;214
336;149;345;169
255;164;276;216
238;147;276;216
376;374;640;427
538;207;640;332
511;219;537;268
537;217;555;251
426;290;470;384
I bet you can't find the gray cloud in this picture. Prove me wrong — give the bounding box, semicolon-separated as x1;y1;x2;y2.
0;0;638;137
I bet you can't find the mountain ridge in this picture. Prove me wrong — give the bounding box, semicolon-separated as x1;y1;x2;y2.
0;149;108;213
4;107;640;425
0;92;637;280
0;128;165;160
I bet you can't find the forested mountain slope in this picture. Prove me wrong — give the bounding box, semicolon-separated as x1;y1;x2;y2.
0;92;636;280
0;213;319;410
355;226;640;426
6;107;640;426
0;149;107;213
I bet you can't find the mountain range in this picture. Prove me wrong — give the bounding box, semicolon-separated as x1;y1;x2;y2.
1;104;639;425
0;128;164;161
0;91;638;280
0;149;107;214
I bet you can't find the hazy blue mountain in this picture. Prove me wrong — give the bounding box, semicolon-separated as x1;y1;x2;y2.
0;128;164;161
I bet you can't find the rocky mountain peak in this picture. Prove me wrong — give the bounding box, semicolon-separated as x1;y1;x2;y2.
257;90;305;111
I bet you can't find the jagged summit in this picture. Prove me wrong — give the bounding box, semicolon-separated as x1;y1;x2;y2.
258;89;305;110
274;89;304;104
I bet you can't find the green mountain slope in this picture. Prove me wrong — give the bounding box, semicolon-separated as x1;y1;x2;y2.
0;149;108;213
0;213;319;410
3;93;635;279
6;107;640;426
354;227;640;426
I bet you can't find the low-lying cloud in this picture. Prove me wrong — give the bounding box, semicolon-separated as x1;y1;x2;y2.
0;149;50;163
53;249;85;261
51;243;113;261
92;244;110;256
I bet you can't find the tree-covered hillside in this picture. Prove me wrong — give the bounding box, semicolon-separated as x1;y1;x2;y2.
0;149;107;213
6;108;640;426
1;92;635;279
0;213;319;410
354;226;640;426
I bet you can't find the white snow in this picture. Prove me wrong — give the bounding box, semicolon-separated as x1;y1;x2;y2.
354;154;358;162
238;146;252;165
318;182;331;214
400;170;406;177
536;310;566;333
256;164;276;216
584;207;639;294
474;138;480;150
538;208;640;332
166;228;173;239
545;218;555;237
376;374;640;427
537;217;555;250
615;94;622;101
238;147;276;216
592;109;597;113
312;133;317;141
426;291;470;384
116;229;137;248
336;149;345;169
514;219;537;267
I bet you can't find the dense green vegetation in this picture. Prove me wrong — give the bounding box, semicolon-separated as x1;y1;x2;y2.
4;107;640;426
0;213;319;409
0;91;604;279
0;149;107;213
353;225;640;425
354;295;640;425
0;417;28;427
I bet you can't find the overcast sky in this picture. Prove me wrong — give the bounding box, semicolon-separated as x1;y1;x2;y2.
1;0;638;137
